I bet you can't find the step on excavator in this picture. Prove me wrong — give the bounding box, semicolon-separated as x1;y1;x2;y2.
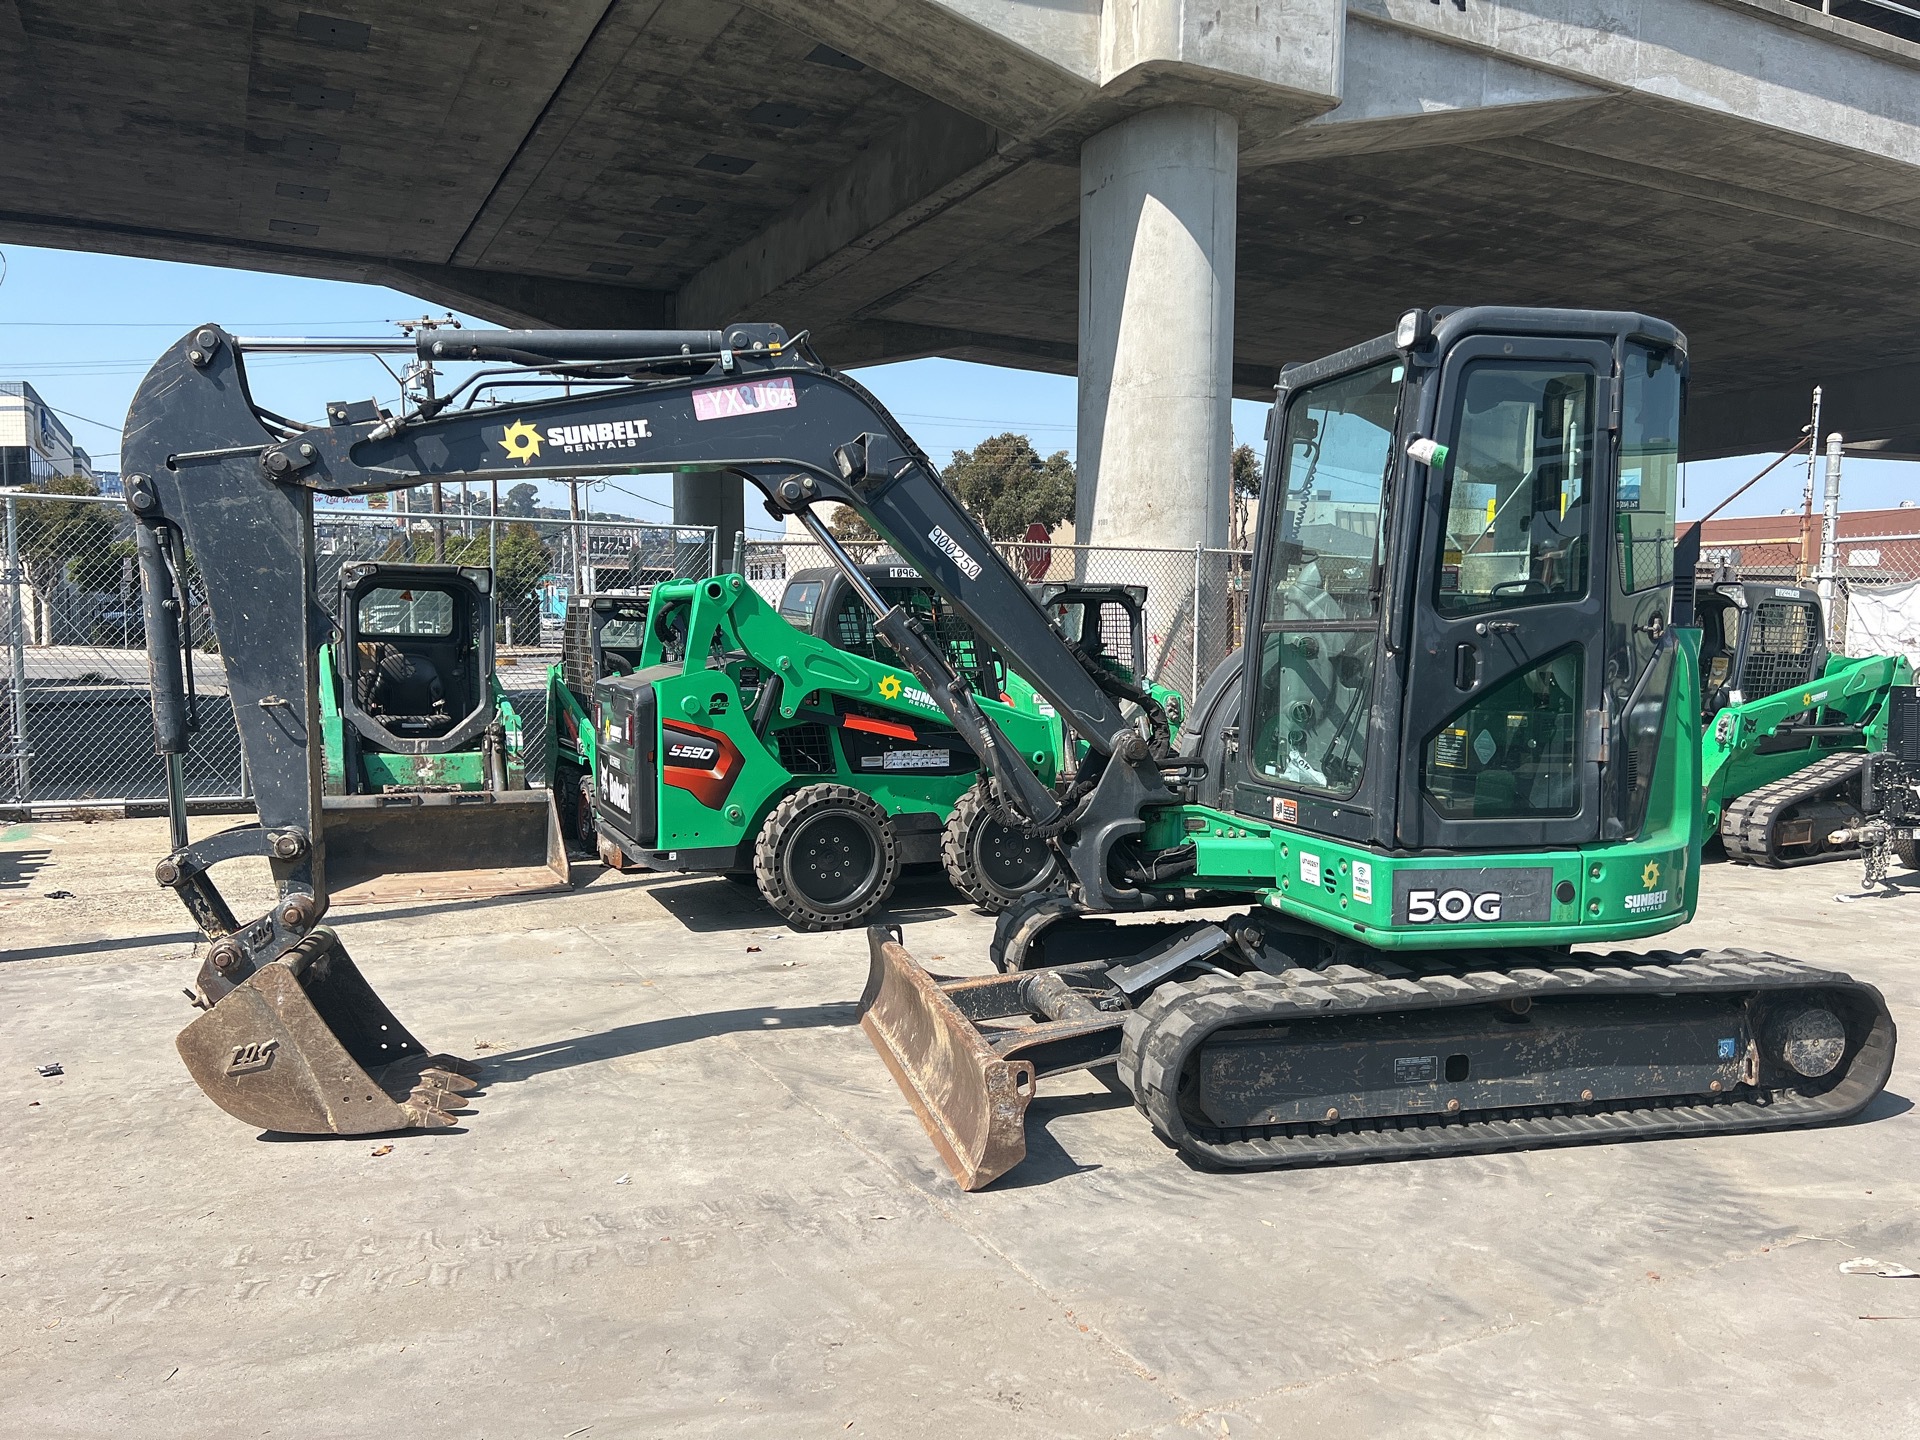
125;311;1895;1173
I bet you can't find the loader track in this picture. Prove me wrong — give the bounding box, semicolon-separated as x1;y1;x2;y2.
1721;751;1865;866
1115;947;1894;1172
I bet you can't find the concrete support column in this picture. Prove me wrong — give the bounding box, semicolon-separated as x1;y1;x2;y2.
673;470;745;574
1076;105;1236;685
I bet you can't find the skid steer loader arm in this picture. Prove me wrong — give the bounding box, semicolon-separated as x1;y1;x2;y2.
127;322;1176;1134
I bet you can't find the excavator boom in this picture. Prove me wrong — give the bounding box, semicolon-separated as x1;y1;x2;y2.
126;322;1169;1132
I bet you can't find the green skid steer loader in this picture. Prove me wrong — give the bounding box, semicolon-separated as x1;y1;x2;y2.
319;560;567;902
586;570;1071;928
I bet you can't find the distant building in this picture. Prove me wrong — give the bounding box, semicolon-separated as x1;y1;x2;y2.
0;382;98;487
1688;504;1920;584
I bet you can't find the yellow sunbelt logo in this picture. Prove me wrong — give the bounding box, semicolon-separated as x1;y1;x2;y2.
495;414;655;464
499;420;542;463
877;674;904;701
1625;856;1673;915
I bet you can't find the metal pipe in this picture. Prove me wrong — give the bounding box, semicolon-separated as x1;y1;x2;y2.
231;337;417;353
165;753;189;854
795;508;890;616
1818;432;1844;624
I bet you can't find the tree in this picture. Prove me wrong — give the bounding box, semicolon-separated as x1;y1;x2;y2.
450;523;551;642
505;482;538;518
827;505;876;543
940;433;1075;539
1228;443;1262;552
1230;443;1261;500
12;475;120;643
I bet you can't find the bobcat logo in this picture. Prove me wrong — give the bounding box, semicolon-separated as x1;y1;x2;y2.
226;1040;279;1075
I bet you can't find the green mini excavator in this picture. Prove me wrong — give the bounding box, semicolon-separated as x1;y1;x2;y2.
124;311;1894;1173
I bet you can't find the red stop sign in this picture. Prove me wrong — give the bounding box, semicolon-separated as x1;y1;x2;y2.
1022;522;1051;581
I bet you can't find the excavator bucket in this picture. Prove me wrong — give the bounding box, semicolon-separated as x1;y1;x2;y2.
859;930;1036;1190
176;927;480;1135
322;789;569;904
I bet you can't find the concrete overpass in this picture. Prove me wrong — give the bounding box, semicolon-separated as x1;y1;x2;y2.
6;0;1920;556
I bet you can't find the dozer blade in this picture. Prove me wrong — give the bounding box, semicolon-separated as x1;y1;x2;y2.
322;788;569;904
177;926;480;1135
859;929;1037;1191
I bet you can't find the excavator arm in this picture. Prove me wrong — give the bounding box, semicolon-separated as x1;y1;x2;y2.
124;323;1177;1133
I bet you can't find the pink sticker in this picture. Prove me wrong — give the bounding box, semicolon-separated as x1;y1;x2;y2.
692;376;797;422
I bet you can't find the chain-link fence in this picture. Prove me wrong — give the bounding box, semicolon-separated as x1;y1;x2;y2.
743;537;1253;702
0;490;717;811
1698;530;1920;651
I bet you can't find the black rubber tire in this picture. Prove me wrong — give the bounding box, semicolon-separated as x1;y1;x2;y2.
753;784;899;931
573;771;597;851
1896;835;1920;871
940;780;1062;913
554;763;594;854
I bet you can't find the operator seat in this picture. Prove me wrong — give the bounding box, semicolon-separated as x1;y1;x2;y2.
356;641;452;736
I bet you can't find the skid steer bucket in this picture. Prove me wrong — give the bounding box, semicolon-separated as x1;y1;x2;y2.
176;927;479;1134
322;789;569;904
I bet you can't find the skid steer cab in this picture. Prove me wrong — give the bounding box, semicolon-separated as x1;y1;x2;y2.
319;561;566;901
589;572;1062;930
545;590;656;851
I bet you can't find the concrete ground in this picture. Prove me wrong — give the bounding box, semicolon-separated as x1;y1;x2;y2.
3;817;1918;1439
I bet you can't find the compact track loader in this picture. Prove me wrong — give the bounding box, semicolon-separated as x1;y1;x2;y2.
125;313;1894;1167
1693;578;1913;865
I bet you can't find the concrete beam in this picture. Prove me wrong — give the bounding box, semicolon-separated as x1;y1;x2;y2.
384;264;670;331
1242;14;1608;163
675;102;1006;327
1356;0;1920;169
1688;360;1920;462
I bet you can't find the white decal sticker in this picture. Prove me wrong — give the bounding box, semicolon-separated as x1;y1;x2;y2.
1624;889;1670;913
1352;861;1372;904
1300;852;1321;886
928;524;983;580
604;776;630;810
541;418;654;456
883;749;951;771
692;376;797;422
1405;888;1504;923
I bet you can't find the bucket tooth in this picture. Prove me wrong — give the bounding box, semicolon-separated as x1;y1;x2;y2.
858;928;1035;1191
176;927;476;1136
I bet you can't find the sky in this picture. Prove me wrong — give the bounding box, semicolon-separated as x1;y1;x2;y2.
0;241;1913;534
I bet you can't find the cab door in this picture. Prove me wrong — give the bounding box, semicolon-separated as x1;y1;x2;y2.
1396;337;1615;854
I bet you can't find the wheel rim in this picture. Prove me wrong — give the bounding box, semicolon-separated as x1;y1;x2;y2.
781;809;883;911
974;817;1055;896
575;775;596;845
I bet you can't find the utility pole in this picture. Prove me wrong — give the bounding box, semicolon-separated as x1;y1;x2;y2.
1799;386;1822;582
393;313;460;562
568;478;583;593
1817;432;1844;628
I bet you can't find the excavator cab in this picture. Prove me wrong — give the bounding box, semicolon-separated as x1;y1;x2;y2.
318;561;566;901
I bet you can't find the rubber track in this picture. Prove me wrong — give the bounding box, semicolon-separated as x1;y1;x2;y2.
1722;751;1865;866
1115;947;1895;1171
